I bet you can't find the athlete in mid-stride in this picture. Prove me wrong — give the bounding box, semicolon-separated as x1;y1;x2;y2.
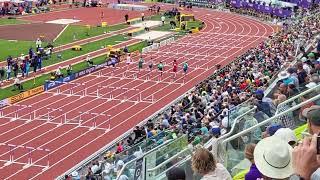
158;61;164;77
138;56;144;73
148;57;154;72
126;53;131;65
172;59;178;79
183;62;188;76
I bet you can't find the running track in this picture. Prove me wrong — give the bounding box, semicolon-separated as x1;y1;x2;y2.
0;9;275;179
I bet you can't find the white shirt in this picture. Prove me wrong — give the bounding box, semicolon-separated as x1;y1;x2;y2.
56;69;62;75
161;16;165;21
86;56;91;62
36;39;42;46
91;164;99;174
14;78;20;84
126;56;131;64
201;163;232;180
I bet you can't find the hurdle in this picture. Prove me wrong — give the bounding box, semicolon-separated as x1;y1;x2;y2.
2;143;51;169
7;144;16;165
78;112;107;131
25;146;35;168
108;86;140;103
142;94;155;103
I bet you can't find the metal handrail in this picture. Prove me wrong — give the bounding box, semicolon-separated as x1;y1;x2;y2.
275;83;320;114
222;93;320;144
116;134;187;179
146;147;191;172
116;139;174;180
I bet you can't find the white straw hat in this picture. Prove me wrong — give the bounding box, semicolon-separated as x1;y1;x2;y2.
274;128;297;145
278;71;290;80
254;136;293;179
71;171;78;177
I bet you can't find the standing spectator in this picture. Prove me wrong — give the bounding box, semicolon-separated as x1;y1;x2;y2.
141;12;144;21
244;144;262;180
20;61;25;78
29;48;34;59
6;65;11;81
161;15;165;26
6;56;12;67
0;67;5;83
124;14;129;23
36;37;42;49
12;61;18;78
25;60;30;77
32;56;37;73
191;147;231;180
37;55;42;71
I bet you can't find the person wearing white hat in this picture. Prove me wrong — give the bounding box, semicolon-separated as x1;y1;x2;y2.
71;171;80;180
274;128;297;147
254;136;293;179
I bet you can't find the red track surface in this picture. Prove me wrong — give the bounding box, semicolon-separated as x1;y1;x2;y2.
20;7;152;26
0;9;274;179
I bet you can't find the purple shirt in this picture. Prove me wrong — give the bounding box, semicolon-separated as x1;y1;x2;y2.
245;164;262;180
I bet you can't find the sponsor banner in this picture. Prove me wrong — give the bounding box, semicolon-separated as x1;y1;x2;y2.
44;74;75;91
75;59;119;79
8;86;44;104
0;99;9;108
134;158;143;180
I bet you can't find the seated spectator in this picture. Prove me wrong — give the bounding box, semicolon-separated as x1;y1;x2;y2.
166;167;186;180
273;128;297;147
262;124;283;138
272;94;295;129
191;147;232;180
302;105;320;135
13;77;23;91
116;142;124;154
244;143;262;180
71;171;80;180
254;136;293;179
50;72;56;80
123;46;129;54
55;67;63;79
254;92;272;117
86;55;93;66
67;65;72;75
